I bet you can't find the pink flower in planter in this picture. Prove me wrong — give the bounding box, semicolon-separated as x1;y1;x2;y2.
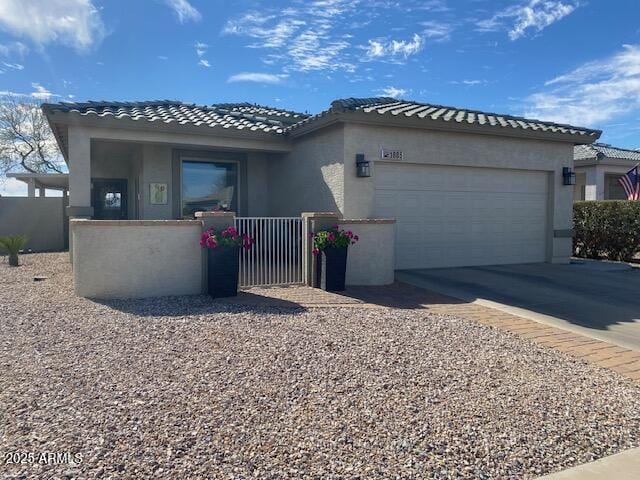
327;232;335;242
312;248;320;256
206;236;217;248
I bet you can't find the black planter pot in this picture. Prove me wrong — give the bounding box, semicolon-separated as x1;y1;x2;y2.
316;246;348;292
207;245;240;298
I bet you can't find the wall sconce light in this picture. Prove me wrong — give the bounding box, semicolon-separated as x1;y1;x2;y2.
356;153;371;177
562;167;576;186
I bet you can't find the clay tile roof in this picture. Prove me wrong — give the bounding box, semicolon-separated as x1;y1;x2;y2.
574;143;640;162
42;100;309;135
288;97;601;139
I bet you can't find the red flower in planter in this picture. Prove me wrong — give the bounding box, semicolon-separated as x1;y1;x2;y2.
200;226;254;250
312;226;360;254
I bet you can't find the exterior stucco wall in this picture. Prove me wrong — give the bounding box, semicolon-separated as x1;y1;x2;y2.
340;220;395;285
268;125;345;216
574;172;586;201
68;125;290;221
71;220;202;299
246;152;269;217
0;197;66;252
91;141;270;220
91;140;142;220
141;144;173;219
342;123;575;264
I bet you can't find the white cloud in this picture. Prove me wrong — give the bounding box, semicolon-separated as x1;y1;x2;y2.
165;0;201;23
288;31;351;72
223;13;304;49
194;41;208;57
198;59;211;68
157;55;168;61
0;41;28;57
450;79;488;86
0;83;59;99
421;20;453;42
227;72;289;84
222;0;358;73
2;61;22;70
377;86;408;98
0;0;106;52
30;83;58;99
478;0;578;40
0;177;27;197
524;44;640;126
365;34;423;61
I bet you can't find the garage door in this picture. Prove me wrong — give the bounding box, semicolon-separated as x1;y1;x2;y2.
373;163;549;269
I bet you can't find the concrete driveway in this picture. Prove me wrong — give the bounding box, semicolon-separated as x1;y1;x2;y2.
397;260;640;351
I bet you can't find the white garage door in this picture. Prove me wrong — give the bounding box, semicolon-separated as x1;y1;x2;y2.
374;163;549;269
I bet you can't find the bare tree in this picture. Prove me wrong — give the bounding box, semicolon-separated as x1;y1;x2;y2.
0;95;64;175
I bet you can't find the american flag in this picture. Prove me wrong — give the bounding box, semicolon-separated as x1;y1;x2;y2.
618;165;640;200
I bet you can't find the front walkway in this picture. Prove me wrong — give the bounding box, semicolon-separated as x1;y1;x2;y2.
223;282;640;383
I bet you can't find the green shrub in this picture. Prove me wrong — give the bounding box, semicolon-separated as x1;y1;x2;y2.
573;201;640;261
0;235;27;267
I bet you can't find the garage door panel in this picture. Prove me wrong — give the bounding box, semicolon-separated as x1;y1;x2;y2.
374;163;549;269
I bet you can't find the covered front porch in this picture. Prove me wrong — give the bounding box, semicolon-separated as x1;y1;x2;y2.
68;133;290;221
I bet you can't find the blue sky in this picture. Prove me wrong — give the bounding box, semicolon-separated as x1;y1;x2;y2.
0;0;639;195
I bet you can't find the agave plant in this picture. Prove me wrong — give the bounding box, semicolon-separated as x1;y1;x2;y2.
0;235;27;267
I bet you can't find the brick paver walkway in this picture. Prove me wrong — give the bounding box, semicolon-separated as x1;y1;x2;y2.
218;282;640;383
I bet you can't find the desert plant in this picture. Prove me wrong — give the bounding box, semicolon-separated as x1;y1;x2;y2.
0;235;27;267
574;201;640;261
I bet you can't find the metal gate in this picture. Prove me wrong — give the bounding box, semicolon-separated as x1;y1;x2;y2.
235;217;303;287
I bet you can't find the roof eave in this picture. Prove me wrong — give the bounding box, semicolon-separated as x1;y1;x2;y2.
43;106;70;163
290;110;601;144
45;109;293;153
576;156;640;167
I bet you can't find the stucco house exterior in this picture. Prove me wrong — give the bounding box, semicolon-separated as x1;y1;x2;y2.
40;96;600;279
573;143;640;201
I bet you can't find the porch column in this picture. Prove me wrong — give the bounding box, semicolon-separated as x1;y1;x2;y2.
195;211;236;294
67;127;93;263
301;212;342;287
584;166;604;201
27;178;35;197
67;126;93;218
38;186;45;197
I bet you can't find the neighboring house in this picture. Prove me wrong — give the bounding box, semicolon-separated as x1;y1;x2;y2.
41;97;600;270
574;143;640;201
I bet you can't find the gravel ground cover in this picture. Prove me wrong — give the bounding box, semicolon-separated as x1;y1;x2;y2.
1;252;639;479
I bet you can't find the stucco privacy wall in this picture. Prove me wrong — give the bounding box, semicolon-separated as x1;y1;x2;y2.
342;123;575;263
340;219;395;286
71;220;202;299
0;197;66;252
268;125;345;216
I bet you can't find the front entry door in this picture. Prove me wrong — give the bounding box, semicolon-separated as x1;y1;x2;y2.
92;179;128;220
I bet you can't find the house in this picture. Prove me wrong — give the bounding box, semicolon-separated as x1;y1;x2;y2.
573;143;640;201
40;96;600;281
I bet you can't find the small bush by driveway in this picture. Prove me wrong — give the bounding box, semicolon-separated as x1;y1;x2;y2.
1;253;639;479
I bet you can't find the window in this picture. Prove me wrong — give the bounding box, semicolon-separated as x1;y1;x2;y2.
181;160;238;218
605;174;627;200
104;192;122;208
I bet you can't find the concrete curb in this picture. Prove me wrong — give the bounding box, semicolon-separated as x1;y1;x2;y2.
537;447;640;479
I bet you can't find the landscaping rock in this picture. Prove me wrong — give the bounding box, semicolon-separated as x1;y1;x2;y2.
1;252;639;479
